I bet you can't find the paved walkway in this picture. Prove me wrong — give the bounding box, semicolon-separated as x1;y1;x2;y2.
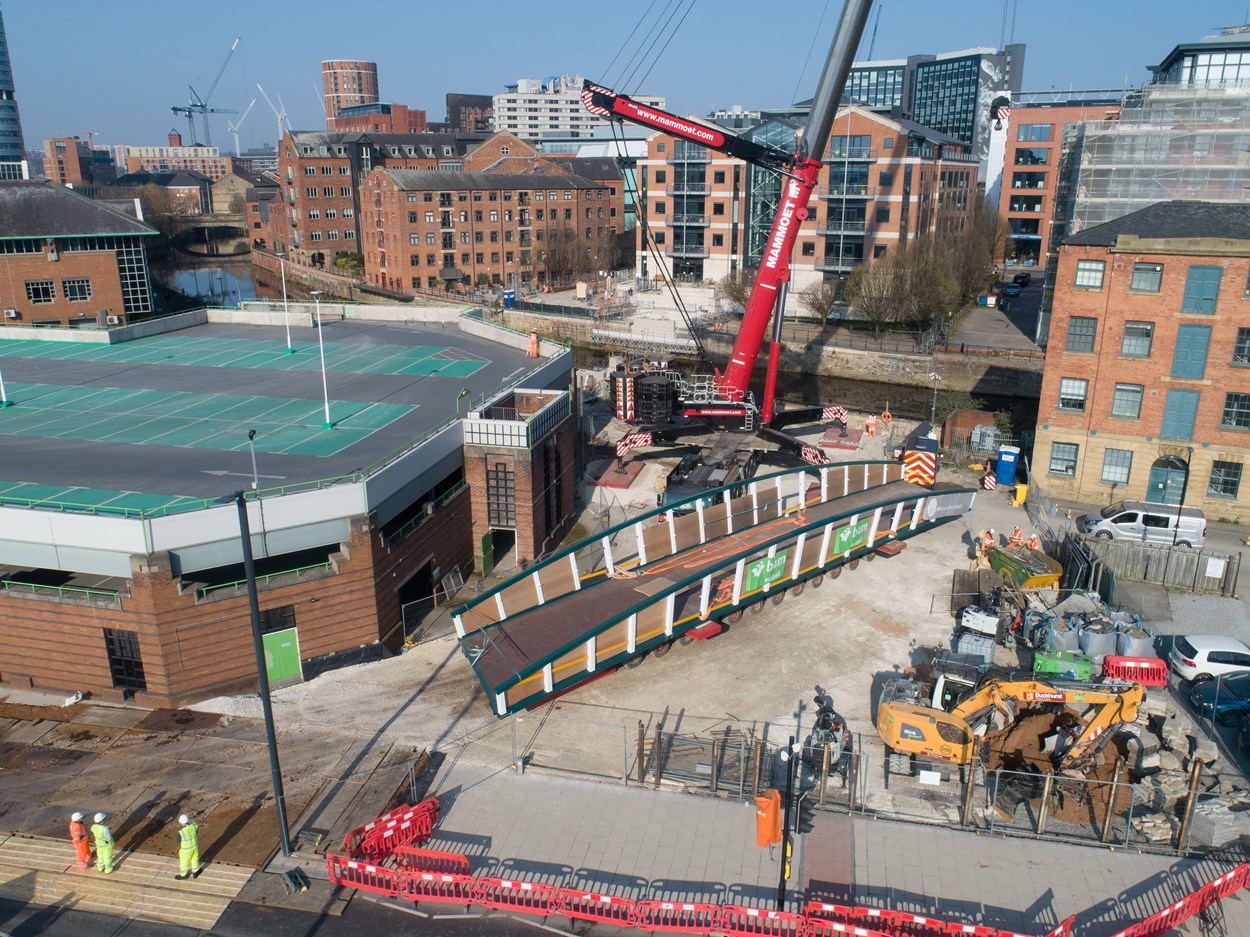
419;759;1250;937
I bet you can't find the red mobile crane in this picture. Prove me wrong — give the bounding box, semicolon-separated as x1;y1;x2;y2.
582;0;873;432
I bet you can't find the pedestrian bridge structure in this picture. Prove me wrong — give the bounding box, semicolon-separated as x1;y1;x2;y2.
455;461;977;716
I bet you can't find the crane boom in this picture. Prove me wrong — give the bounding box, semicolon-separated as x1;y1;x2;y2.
583;0;874;420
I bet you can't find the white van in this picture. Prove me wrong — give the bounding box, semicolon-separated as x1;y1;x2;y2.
1080;500;1206;548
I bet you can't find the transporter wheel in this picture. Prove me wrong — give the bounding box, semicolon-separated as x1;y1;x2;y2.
652;642;672;659
811;574;824;589
791;581;805;597
725;609;744;624
865;551;876;562
848;558;860;571
625;653;647;669
750;600;766;615
830;565;843;580
770;591;786;607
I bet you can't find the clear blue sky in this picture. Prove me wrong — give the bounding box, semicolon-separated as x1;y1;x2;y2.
6;1;1247;152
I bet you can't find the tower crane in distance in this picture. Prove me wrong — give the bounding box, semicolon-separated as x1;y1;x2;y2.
172;37;240;147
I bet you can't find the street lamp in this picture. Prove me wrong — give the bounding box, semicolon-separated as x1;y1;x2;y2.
0;364;12;408
311;291;332;429
928;372;943;429
246;429;259;490
276;251;293;354
455;387;472;419
1173;446;1195;546
228;490;292;856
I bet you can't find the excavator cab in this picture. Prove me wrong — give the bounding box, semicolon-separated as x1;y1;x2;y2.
877;679;977;764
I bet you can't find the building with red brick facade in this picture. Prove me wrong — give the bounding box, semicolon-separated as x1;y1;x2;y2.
262;130;488;267
636;104;977;294
0;315;573;706
996;93;1121;265
361;169;612;293
321;59;379;122
43;136;115;186
1034;201;1250;518
329;102;428;134
115;134;233;182
0;180;156;327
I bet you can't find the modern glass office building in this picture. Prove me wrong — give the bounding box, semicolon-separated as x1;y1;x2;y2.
0;5;26;166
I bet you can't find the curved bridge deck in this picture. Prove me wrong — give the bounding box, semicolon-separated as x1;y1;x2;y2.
455;461;975;716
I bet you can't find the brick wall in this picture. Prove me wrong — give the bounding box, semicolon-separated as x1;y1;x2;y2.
0;248;130;327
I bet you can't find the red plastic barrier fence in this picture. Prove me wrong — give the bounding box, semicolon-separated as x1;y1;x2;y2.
1109;864;1249;937
1036;916;1075;937
325;854;403;898
720;904;805;937
393;844;470;875
844;906;896;933
404;870;476;906
359;798;440;860
805;919;892;937
1101;656;1168;687
341;803;412;857
635;899;723;934
806;901;857;923
558;889;638;928
892;912;954;937
943;924;1000;937
472;877;562;916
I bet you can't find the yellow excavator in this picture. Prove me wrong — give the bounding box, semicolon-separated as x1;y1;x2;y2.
876;676;1144;772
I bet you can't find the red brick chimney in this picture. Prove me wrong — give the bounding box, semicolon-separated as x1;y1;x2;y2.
168;129;182;147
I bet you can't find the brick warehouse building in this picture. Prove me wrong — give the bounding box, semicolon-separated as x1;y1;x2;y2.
0;313;572;706
0;180;156;327
361;169;611;292
635;104;978;293
1034;201;1250;517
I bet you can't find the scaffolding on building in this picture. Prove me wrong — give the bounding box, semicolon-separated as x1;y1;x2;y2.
1070;82;1250;233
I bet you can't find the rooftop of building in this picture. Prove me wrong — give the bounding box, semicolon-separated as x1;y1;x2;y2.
286;129;488;151
0;180;156;239
112;170;211;188
0;317;539;508
1063;200;1250;247
378;168;602;191
1153;27;1250;72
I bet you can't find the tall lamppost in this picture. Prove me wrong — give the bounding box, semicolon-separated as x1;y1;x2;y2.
311;291;332;429
246;429;259;490
1173;446;1195;546
229;491;292;855
276;251;293;354
928;372;943;429
455;387;472;419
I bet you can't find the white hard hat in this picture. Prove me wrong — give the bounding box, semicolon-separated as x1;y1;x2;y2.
71;811;84;821
988;528;995;535
179;814;190;825
94;812;107;823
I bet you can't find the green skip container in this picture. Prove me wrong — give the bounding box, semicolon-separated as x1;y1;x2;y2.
1033;649;1094;681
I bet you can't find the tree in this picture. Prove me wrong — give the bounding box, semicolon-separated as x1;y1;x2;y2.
948;196;1007;301
714;268;756;310
797;279;838;320
844;253;904;338
136;184;177;243
902;240;961;329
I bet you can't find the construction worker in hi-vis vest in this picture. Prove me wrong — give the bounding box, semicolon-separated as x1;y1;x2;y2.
69;811;91;871
174;814;200;880
90;813;114;874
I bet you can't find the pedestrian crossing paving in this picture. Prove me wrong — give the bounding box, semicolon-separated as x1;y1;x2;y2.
0;832;253;931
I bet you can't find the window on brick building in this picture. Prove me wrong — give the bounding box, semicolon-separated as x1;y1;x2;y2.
714;170;725;184
344;208;354;218
879;169;893;187
1074;260;1105;289
103;628;146;694
1182;264;1223;314
655;170;666;184
306;187;317;198
408;211;417;223
801;242;815;256
873;245;888;258
1222;392;1250;430
1065;316;1097;353
326;209;337;219
563;208;572;220
655;201;665;215
876;206;891;223
1058;378;1087;412
426;233;436;245
411;277;420;289
712;234;724;247
1121;321;1153;358
426;253;436;265
308;208;320;219
409;254;420;267
1130;263;1163;293
1110;383;1143;419
407;193;418;202
62;278;91;302
490;210;499;222
1210;461;1244;498
304;166;315;175
25;280;54;304
476;252;484;264
1235;328;1250;365
322;187;333;197
1101;449;1133;485
409;234;421;246
425;211;434;223
424;193;434;202
490;231;499;243
491;251;500;263
485;461;516;527
1048;443;1078;477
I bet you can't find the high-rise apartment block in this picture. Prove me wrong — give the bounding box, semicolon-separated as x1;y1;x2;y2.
321;59;379;122
43;136;117;187
493;76;665;140
0;4;25;168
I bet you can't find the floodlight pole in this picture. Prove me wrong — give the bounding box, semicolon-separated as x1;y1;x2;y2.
311;291;331;428
234;491;292;856
246;429;259;490
277;251;293;354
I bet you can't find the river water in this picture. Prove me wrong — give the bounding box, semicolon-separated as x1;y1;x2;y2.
157;256;258;307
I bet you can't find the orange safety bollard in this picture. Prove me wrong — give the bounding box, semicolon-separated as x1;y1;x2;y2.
754;789;782;847
866;414;877;436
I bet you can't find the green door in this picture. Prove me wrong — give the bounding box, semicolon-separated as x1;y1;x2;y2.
262;628;301;683
478;530;495;576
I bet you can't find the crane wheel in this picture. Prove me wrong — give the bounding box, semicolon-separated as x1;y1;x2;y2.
770;591;785;606
811;574;824;589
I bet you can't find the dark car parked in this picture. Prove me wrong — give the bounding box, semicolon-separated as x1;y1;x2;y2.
1012;272;1031;286
1189;671;1250;725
